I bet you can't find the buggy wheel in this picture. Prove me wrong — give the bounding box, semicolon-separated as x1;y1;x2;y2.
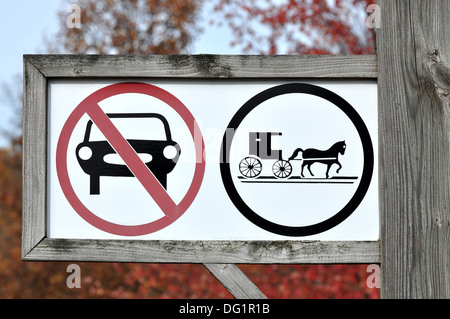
272;160;292;179
239;156;262;178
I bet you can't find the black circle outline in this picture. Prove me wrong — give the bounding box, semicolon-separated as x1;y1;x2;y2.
220;83;374;237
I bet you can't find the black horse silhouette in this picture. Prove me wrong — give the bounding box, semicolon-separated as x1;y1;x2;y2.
288;141;346;179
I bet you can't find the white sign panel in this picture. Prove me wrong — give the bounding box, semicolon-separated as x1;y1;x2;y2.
47;79;378;241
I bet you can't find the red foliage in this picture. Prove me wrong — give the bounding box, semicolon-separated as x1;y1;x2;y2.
212;0;377;55
108;264;233;299
240;264;379;299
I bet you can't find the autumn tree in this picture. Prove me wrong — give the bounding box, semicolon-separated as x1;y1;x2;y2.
51;0;203;54
212;0;376;54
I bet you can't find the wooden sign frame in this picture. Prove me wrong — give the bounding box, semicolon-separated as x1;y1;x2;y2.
22;54;379;266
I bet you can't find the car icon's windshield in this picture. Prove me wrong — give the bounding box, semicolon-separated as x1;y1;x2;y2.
85;113;171;142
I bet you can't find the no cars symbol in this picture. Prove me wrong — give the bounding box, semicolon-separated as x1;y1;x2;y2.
56;82;205;236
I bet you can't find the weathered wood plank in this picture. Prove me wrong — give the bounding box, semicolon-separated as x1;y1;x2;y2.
21;57;47;258
204;264;267;299
24;54;378;79
22;54;380;270
22;239;380;264
378;0;450;298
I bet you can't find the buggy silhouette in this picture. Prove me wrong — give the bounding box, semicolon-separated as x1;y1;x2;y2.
239;132;292;179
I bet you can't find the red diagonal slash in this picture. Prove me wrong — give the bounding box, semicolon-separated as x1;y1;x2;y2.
86;103;179;220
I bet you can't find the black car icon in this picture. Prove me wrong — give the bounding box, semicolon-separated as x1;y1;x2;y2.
76;113;181;195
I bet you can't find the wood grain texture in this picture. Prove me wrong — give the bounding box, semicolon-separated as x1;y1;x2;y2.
204;264;267;299
22;239;380;264
21;57;47;258
24;54;377;79
378;0;450;298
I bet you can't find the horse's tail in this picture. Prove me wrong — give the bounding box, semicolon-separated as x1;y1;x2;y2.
288;148;304;161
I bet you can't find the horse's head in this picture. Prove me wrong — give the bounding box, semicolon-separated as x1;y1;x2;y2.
338;141;346;155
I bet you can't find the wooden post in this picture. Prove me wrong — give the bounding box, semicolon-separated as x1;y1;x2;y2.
378;0;450;298
204;264;267;299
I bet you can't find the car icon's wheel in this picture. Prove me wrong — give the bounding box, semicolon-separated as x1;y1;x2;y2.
90;175;100;195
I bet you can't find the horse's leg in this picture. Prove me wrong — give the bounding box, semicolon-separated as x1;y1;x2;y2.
300;163;306;178
336;161;342;174
307;163;314;177
325;164;331;179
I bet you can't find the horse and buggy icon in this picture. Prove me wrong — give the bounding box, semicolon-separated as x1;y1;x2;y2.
238;132;347;180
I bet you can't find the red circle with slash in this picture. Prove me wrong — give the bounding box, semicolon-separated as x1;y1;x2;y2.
56;82;205;236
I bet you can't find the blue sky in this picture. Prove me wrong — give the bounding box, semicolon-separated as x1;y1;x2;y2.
0;0;238;147
0;1;58;146
0;1;60;85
